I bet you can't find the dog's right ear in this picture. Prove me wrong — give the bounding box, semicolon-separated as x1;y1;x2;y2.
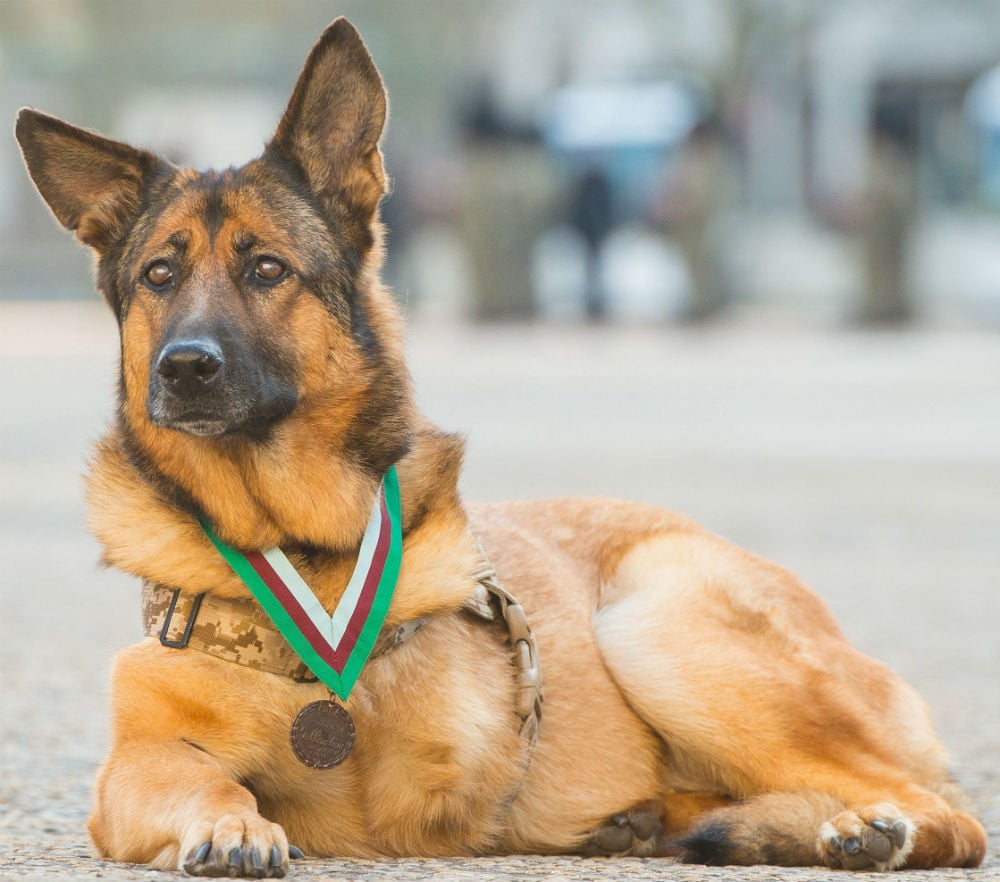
15;109;162;253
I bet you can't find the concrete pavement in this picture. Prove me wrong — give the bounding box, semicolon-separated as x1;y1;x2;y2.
1;302;998;880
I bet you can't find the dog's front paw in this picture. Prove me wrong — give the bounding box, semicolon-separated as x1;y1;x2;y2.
818;804;914;871
181;811;299;878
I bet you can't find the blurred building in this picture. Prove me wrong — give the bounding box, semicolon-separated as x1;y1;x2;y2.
3;0;1000;325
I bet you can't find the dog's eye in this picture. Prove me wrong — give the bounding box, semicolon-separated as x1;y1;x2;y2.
145;261;173;287
255;258;286;282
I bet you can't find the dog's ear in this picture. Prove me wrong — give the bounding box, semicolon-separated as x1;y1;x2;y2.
15;109;162;253
267;18;388;236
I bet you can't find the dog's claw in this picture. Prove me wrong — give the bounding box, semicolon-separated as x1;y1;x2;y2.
288;845;304;860
194;841;212;863
246;846;265;877
228;846;243;871
844;836;862;855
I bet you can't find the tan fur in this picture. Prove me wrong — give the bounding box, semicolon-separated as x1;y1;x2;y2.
15;17;986;876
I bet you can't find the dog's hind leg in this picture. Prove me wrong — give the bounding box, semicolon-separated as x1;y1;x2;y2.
676;786;986;870
592;528;987;869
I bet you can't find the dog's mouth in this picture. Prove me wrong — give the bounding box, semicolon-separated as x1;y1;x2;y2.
146;389;298;439
153;414;232;437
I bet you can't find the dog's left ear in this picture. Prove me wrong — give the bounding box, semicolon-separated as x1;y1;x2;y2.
268;18;388;236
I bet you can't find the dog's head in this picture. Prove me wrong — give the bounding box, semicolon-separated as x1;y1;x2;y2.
15;19;408;472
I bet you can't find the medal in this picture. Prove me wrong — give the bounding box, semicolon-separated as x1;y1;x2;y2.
290;698;356;769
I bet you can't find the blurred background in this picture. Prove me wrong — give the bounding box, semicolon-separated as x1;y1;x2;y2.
3;0;1000;325
2;4;1000;874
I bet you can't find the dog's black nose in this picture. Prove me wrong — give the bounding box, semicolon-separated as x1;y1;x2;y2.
156;340;223;393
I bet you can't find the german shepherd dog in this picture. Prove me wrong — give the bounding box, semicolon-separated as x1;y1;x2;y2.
16;18;986;878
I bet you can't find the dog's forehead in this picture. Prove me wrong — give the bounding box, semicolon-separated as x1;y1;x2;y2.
138;163;328;257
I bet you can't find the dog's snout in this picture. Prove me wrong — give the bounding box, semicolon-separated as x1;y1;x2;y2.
156;340;223;392
147;326;295;436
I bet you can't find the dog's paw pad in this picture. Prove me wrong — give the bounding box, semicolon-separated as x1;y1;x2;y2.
582;803;663;857
181;812;290;877
818;805;914;870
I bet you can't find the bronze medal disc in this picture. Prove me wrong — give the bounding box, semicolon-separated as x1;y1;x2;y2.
290;700;356;769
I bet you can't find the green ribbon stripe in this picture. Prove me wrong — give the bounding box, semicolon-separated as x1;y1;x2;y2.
199;465;402;701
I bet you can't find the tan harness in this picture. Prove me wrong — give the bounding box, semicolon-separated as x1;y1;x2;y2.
141;559;544;745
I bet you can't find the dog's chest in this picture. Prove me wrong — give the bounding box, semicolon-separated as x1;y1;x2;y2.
253;615;527;854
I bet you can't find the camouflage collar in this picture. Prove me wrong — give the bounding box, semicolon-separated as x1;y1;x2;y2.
142;581;424;682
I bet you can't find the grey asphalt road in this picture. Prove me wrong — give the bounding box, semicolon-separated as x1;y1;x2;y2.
1;302;998;881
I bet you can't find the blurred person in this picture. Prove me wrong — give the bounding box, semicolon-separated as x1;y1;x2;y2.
856;101;919;324
656;117;734;321
569;163;614;319
457;83;557;320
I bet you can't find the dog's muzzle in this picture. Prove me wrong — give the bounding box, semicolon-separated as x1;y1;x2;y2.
147;336;233;436
146;334;297;438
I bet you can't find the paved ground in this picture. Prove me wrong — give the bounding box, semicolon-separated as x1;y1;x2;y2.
1;302;998;880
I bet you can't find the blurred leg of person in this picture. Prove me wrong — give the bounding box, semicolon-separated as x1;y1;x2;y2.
857;106;918;324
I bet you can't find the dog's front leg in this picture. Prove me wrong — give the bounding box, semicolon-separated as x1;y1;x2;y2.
89;738;293;878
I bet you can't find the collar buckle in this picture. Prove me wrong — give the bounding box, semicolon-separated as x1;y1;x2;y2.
158;588;205;648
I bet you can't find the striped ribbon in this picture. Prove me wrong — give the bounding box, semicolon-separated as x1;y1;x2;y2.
199;466;402;700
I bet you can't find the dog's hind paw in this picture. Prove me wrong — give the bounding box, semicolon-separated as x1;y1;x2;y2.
581;802;664;857
818;804;914;871
181;812;292;878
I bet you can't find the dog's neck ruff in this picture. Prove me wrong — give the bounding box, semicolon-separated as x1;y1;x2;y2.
199;466;402;701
